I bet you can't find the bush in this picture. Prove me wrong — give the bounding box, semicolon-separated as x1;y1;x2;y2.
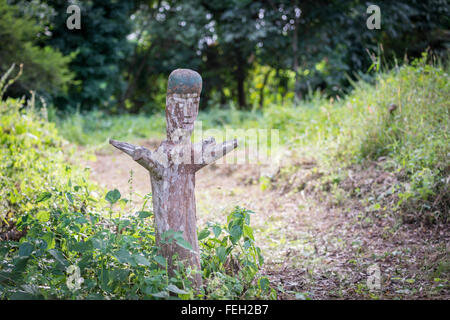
331;54;449;221
0;189;270;299
0;89;92;232
199;207;273;299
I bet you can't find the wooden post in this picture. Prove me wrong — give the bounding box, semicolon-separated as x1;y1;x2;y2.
110;69;237;288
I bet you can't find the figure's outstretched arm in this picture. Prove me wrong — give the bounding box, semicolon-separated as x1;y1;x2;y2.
109;139;162;177
194;137;238;171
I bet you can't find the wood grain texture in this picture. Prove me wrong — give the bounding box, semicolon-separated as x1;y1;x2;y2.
110;69;237;289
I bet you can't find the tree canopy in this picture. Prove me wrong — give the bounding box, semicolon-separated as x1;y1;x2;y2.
1;0;448;111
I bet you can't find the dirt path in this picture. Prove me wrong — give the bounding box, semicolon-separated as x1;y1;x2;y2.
84;140;449;300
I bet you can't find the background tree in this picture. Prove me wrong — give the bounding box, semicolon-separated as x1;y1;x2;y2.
47;0;136;111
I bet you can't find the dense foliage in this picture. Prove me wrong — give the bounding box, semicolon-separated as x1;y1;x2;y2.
47;0;135;111
117;0;450;111
1;0;448;111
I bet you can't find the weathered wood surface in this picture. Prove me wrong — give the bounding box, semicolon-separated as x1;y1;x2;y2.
110;69;237;288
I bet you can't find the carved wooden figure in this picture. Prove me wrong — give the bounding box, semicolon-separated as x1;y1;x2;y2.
110;69;237;288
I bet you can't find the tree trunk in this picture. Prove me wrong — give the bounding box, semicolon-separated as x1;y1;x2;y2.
119;1;161;110
259;69;272;109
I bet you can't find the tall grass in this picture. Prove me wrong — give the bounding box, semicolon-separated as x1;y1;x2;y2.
266;54;449;166
52;110;166;146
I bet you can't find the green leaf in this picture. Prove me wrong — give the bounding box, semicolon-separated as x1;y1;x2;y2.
118;219;130;230
172;231;185;241
167;284;188;295
0;271;13;284
175;238;194;252
258;277;270;291
105;189;121;204
12;256;30;274
198;228;210;241
92;238;106;251
212;226;222;238
137;211;152;219
257;247;264;265
134;254;150;266
243;225;254;240
161;230;176;241
10;291;42;300
18;242;34;257
12;285;44;299
154;255;167;267
42;232;55;250
68;240;93;253
110;269;129;282
74;217;89;225
229;225;243;244
35;192;51;203
114;248;133;264
65;192;74;204
78;253;93;272
100;268;110;290
151;291;169;298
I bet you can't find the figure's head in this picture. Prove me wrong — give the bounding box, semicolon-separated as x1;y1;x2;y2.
166;69;202;143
